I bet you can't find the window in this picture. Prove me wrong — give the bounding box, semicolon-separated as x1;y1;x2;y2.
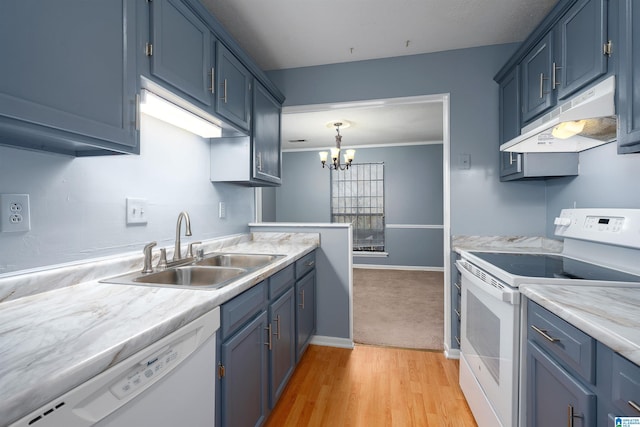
331;163;385;252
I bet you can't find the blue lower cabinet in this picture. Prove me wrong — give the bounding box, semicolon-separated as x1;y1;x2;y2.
0;0;138;155
269;287;296;407
296;269;316;361
527;341;596;427
220;310;269;427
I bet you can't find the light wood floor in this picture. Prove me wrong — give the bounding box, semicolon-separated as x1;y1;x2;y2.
265;345;477;427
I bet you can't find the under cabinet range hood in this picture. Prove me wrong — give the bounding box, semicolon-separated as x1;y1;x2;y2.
501;76;617;153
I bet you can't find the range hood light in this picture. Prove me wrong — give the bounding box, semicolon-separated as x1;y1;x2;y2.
140;89;222;138
552;120;586;139
501;76;616;153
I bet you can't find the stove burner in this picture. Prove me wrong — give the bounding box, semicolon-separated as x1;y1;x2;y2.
469;252;640;283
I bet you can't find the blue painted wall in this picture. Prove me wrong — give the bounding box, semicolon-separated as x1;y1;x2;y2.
278;144;444;267
267;44;549;245
0;115;254;274
545;142;640;236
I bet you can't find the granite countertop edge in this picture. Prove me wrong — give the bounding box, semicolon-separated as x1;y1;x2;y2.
0;232;319;425
520;284;640;366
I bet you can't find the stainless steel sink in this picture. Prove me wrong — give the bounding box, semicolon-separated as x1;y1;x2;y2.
196;253;283;269
136;266;246;287
101;252;284;289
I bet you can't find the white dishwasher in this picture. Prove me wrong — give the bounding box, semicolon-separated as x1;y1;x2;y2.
10;307;220;427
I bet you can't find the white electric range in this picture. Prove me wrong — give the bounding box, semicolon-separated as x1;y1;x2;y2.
456;208;640;427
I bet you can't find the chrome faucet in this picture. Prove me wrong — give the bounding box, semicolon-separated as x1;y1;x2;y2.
173;211;192;261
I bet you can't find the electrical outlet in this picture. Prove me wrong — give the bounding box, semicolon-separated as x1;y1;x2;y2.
126;198;148;225
1;194;31;232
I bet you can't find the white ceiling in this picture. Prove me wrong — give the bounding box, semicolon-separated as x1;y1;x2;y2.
281;96;444;151
200;0;559;152
201;0;559;71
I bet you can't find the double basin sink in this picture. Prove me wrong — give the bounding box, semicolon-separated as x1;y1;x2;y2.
102;253;284;290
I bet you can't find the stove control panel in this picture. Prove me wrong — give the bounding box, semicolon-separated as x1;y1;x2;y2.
555;208;640;249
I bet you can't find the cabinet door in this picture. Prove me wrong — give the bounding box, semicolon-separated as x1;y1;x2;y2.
618;0;640;154
527;341;596;427
296;270;316;361
0;0;137;155
149;0;214;108
220;311;268;427
556;0;608;100
253;82;282;185
269;287;295;408
521;33;555;123
216;44;252;131
498;66;522;178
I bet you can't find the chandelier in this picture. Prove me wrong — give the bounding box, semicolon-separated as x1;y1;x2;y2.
319;122;355;170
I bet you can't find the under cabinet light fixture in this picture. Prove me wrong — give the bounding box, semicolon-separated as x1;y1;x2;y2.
139;89;222;138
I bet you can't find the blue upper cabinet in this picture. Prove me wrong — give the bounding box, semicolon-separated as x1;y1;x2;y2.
253;82;282;185
617;0;640;154
503;0;610;127
0;0;138;156
521;33;555;123
148;0;215;109
555;0;608;100
215;44;252;132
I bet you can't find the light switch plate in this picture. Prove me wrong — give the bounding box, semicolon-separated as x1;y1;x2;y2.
218;201;226;219
126;198;148;225
459;154;471;170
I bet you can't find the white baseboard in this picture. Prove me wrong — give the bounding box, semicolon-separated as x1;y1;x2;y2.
444;345;461;359
310;335;355;349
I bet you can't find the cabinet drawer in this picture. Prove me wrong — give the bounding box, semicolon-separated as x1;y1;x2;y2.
611;353;640;416
295;251;316;280
527;301;595;383
221;281;267;340
269;264;294;299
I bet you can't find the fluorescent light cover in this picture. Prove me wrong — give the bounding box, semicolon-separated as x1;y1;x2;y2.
552;120;586;139
140;89;222;138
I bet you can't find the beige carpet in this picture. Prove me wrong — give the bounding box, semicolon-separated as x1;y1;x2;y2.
353;269;444;350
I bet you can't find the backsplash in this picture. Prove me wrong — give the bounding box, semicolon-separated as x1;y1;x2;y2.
0;115;256;274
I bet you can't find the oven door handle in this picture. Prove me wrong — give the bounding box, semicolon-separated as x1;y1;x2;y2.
456;260;520;305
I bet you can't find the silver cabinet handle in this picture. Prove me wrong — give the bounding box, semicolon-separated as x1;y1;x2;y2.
629;400;640;413
265;323;272;350
299;289;305;309
531;325;560;343
567;404;582;427
274;315;281;340
209;67;215;94
454;309;461;318
552;62;561;90
306;260;315;267
455;336;460;346
220;79;228;103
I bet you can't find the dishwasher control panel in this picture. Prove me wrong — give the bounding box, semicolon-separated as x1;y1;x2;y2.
110;341;182;399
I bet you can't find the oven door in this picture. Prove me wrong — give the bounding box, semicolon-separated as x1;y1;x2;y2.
457;260;520;427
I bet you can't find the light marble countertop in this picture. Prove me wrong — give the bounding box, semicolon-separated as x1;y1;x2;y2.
0;232;319;425
521;284;640;366
452;235;563;254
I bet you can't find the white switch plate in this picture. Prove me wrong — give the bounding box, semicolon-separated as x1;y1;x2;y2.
459;154;471;170
218;201;226;219
126;198;148;225
0;194;31;232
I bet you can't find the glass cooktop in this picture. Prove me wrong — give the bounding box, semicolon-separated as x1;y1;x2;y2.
469;252;640;283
